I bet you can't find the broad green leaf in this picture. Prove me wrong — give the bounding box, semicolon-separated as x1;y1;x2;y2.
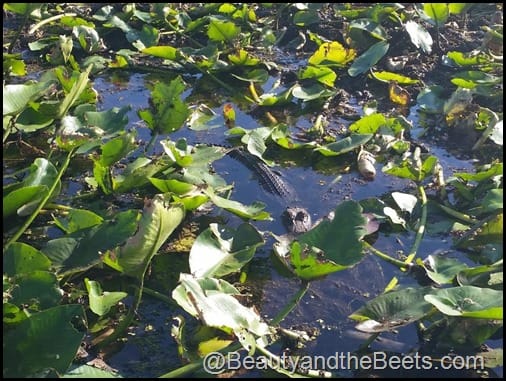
423;3;449;26
43;210;140;274
348;41;389;77
146;77;190;134
457;263;503;288
314;134;373;156
3;53;26;76
425;286;503;319
3;81;54;116
299;66;337;87
308;41;356;67
149;178;196;195
297;201;368;267
172;273;270;337
445;51;490;67
103;195;185;279
257;86;294;106
114;157;168;193
370;70;419;85
3;3;41;16
274;201;369;280
349;113;387;134
173;194;209;211
405;20;433;54
98;132;137;167
63;364;122;378
231;68;269;83
349;19;387;43
383;154;438;182
419;255;469;285
187;104;221;130
207;19;240;42
3;304;85;378
84;278;127;316
84;106;130;134
453;162;503;182
292;83;336;101
10;270;62;309
57;65;93;119
448;3;473;14
293;10;320;26
160;139;193;167
228;49;260;66
142;45;178;60
416;85;445;114
3;242;51;277
480;189;503;214
204;188;271;221
52;209;104;234
3;185;48;218
189;223;264;278
349;287;435;332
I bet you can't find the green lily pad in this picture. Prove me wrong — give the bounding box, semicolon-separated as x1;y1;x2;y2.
189;223;264;278
350;287;435;332
348;41;389;77
172;273;269;337
103;195;185;279
425;286;503;319
84;278;128;317
3;304;86;378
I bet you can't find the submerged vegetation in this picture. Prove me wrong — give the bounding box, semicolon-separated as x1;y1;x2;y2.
3;3;503;378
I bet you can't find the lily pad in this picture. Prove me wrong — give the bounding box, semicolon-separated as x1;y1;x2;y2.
425;286;503;319
350;287;435;332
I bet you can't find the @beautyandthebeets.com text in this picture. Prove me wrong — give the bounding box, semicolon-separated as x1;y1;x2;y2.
202;351;485;375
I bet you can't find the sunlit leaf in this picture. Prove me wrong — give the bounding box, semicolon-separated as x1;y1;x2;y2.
350;287;435;332
84;278;127;316
349;113;387;134
142;45;178;60
292;83;336;101
189;223;264;278
3;81;54;116
207;19;240;42
348;41;389;77
3;185;48;218
445;51;490;67
299;66;337;87
308;41;356;67
425;286;503;319
63;364;122;378
314;134;373;156
204;188;271;221
405;20;433;54
388;81;410;106
52;209;103;234
371;70;419;85
423;3;449;26
419;255;469;285
103;195;185;278
145;76;190;134
172;274;270;337
228;49;260;66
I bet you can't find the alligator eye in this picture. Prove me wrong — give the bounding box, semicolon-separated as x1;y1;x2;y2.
295;211;307;221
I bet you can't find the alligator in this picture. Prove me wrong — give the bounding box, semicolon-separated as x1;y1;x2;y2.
220;146;313;233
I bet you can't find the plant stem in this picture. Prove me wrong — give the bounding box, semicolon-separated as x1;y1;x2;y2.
434;202;477;224
363;242;411;270
4;148;76;251
96;276;144;349
270;281;310;325
405;184;428;263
